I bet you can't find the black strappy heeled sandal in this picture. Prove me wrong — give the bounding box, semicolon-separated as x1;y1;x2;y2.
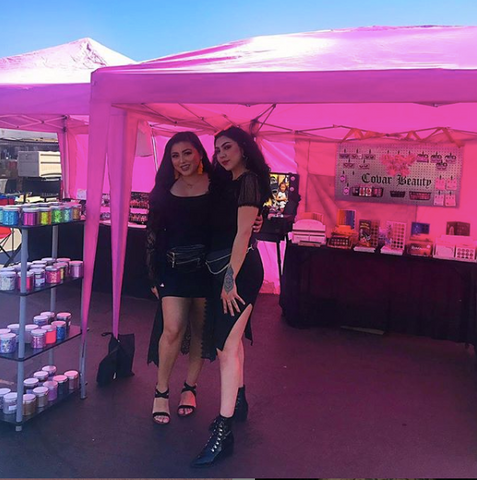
152;388;170;425
177;382;197;418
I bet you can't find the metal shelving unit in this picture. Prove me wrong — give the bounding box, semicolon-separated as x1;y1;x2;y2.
0;221;86;431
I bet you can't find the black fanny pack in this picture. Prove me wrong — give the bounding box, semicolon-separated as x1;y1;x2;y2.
166;244;206;272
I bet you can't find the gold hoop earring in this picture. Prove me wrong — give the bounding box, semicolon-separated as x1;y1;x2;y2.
197;161;204;175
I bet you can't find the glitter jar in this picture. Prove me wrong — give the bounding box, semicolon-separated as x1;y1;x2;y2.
24;324;37;343
41;365;57;378
44;324;56;344
51;206;62;224
7;323;19;338
64;370;80;391
3;392;18;414
45;266;61;284
0;328;11;335
2;206;20;226
56;258;71;276
0;388;12;408
22;208;39;226
40;311;55;324
0;271;16;291
69;261;84;279
31;268;46;288
41;257;56;266
0;333;16;353
16;271;34;291
53;262;67;281
31;328;46;349
31;260;47;268
32;386;49;408
62;205;73;222
56;312;72;330
23;393;37;415
33;371;49;384
42;380;58;401
39;207;52;225
0;206;3;224
52;320;67;341
71;204;82;220
53;375;68;396
1;266;15;273
23;378;39;394
33;315;49;327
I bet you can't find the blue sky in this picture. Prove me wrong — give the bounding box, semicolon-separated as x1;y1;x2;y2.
1;0;477;61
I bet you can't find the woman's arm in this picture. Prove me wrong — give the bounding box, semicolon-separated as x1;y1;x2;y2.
222;205;258;316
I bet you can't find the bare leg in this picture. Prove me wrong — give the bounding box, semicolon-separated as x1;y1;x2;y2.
154;296;191;424
217;305;253;417
178;297;206;416
238;339;244;388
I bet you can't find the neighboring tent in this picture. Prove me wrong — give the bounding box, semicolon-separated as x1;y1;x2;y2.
0;38;134;196
83;25;477;336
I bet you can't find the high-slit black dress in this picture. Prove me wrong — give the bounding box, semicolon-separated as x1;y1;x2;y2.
202;171;266;361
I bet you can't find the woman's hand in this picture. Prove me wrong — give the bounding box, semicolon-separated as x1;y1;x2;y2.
221;265;245;316
252;214;263;233
151;286;160;299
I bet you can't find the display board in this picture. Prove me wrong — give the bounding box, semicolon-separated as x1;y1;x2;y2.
335;143;462;207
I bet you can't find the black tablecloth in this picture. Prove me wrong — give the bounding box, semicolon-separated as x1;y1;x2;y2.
28;223;152;299
280;243;477;345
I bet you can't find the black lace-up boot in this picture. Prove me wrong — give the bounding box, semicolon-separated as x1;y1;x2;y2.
191;415;234;468
209;385;248;431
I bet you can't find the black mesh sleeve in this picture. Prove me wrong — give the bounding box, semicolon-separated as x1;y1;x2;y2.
237;172;262;209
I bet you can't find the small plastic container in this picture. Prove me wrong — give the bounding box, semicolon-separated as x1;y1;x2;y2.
39;208;52;225
0;271;16;291
0;387;12;409
44;325;57;344
23;393;37;415
24;324;38;344
22;208;39;226
53;375;69;396
43;380;58;401
0;328;11;335
69;261;84;279
33;315;49;327
2;392;18;414
31;328;46;349
51;206;62;224
32;386;49;408
64;370;80;391
45;266;61;284
52;320;67;341
71;204;82;220
62;205;73;222
53;262;67;281
23;378;40;394
41;365;57;378
41;257;56;266
33;371;49;384
16;271;34;292
56;312;72;329
0;333;17;353
40;311;55;324
2;206;20;226
31;268;46;288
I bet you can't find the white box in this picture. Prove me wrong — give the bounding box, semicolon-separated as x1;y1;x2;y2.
17;151;61;177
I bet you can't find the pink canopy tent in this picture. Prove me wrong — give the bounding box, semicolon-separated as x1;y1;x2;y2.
84;25;477;336
0;38;134;197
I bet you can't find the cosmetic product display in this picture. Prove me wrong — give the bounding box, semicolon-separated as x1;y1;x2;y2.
2;392;18;414
0;333;16;353
45;266;61;284
52;321;67;341
0;388;12;409
31;329;46;349
51;206;62;224
62;205;73;222
33;371;49;384
69;261;84;278
0;271;16;291
22;208;39;226
64;370;79;391
23;378;39;394
44;325;56;344
2;206;20;226
43;380;58;401
33;315;49;327
39;207;52;225
32;386;49;408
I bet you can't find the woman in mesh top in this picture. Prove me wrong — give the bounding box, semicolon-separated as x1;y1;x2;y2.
191;127;271;467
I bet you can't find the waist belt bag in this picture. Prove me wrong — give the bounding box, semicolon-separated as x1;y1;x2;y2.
166;244;206;272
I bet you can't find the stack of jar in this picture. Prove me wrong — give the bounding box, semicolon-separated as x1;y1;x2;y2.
0;365;80;416
0;202;82;227
0;257;84;292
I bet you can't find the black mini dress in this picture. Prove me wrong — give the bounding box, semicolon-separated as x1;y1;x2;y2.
202;171;266;361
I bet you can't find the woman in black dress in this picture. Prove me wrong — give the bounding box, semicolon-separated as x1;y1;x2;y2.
191;127;271;467
146;131;212;425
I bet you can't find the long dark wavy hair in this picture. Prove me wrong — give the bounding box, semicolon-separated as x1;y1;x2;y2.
212;126;272;201
149;131;212;210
